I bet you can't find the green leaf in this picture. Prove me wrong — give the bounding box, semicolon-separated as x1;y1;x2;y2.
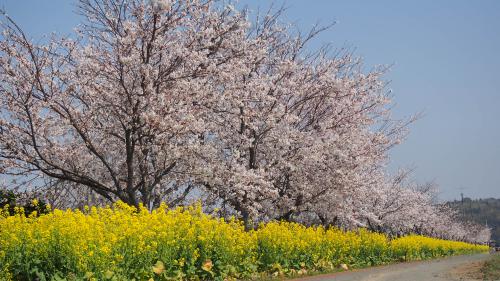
152;261;166;275
104;270;114;279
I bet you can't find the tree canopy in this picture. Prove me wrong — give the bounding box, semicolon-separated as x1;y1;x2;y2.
0;0;490;243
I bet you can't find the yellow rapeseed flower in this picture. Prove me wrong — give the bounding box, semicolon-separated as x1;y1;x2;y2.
0;201;488;280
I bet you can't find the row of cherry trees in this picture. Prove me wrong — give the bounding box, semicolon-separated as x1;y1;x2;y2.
0;0;489;243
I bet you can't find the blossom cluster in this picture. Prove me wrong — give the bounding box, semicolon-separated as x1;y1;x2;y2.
0;0;489;247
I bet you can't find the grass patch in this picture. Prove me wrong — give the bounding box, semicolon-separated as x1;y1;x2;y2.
482;254;500;280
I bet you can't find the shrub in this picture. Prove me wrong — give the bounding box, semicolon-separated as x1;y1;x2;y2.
0;190;50;217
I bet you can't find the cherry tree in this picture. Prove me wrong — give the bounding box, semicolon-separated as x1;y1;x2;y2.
0;0;403;214
192;15;411;224
344;175;491;242
0;0;254;207
0;0;490;242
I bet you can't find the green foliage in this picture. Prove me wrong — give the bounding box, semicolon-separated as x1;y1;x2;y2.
482;254;500;280
0;190;17;215
0;189;50;217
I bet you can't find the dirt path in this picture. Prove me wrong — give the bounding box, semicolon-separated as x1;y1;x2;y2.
294;254;493;281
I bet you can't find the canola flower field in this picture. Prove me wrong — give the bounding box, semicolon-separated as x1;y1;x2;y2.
0;202;489;281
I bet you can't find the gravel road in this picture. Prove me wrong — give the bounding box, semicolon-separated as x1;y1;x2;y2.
293;254;494;281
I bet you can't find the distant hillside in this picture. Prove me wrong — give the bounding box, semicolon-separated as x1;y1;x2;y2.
447;198;500;242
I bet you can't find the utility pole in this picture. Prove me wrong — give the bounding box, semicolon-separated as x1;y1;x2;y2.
457;186;467;204
455;186;468;217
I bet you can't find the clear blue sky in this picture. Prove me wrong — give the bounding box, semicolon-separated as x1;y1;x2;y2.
1;0;499;201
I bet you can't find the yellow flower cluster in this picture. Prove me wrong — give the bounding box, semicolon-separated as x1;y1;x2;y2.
0;202;488;280
390;234;487;261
